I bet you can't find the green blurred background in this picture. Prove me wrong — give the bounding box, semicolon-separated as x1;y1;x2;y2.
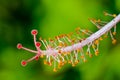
0;0;120;80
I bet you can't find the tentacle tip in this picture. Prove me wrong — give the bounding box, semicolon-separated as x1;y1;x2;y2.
113;14;117;17
31;29;38;35
72;63;76;67
17;43;22;49
35;56;39;61
112;39;117;44
21;60;27;66
103;11;108;16
112;32;116;36
44;60;47;65
53;68;57;72
83;59;87;63
95;50;99;56
75;60;79;64
36;42;41;47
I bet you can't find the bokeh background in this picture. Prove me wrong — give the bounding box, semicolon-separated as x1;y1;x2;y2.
0;0;120;80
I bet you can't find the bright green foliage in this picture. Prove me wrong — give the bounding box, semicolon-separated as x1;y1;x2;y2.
0;0;120;80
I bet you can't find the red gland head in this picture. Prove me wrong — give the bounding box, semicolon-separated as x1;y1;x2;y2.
31;29;38;35
35;56;39;61
36;42;41;47
21;60;27;66
17;43;22;49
